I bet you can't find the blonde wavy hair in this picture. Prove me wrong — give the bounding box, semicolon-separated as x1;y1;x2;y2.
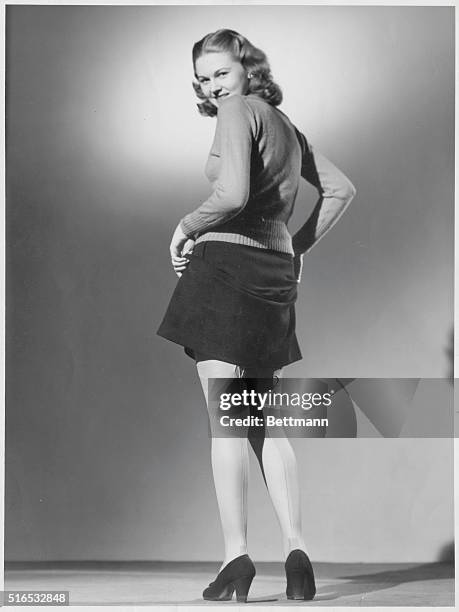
192;29;283;117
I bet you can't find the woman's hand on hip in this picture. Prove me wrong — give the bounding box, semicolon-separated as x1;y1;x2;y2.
170;223;194;277
293;253;304;284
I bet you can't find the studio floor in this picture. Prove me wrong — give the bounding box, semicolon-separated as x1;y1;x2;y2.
4;560;454;608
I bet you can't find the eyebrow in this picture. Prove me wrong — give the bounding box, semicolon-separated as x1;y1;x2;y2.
196;66;231;80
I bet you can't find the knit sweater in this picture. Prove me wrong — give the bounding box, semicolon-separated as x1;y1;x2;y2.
180;93;355;255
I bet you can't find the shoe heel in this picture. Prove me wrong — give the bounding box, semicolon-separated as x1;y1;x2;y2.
305;567;316;600
285;550;316;601
286;569;306;600
286;571;316;600
233;574;255;603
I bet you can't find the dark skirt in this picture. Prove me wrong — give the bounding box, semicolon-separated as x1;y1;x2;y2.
157;241;302;370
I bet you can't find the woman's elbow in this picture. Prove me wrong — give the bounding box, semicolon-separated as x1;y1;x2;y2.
321;173;356;204
346;180;357;201
337;179;356;203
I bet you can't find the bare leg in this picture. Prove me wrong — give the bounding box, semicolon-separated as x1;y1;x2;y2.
197;359;249;571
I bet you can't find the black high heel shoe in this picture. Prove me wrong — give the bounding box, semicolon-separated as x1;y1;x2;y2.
285;549;316;600
202;554;256;603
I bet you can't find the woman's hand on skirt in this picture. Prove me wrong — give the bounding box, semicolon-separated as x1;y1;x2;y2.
293;253;304;283
170;223;194;277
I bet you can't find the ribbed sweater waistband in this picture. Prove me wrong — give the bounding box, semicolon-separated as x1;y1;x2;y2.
195;219;294;255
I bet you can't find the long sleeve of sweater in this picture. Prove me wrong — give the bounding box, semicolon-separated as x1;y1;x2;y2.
180;95;254;238
292;129;357;255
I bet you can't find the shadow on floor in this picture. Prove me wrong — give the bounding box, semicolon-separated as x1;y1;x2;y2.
5;560;454;606
238;561;455;605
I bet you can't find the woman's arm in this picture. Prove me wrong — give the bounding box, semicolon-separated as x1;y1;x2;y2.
179;95;254;239
292;130;356;256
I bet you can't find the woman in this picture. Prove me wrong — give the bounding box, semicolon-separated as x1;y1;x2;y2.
157;29;356;602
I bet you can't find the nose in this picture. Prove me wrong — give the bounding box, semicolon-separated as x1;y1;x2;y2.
210;79;222;97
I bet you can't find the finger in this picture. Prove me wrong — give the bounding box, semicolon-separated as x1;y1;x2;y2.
172;262;188;270
170;243;188;258
172;259;190;269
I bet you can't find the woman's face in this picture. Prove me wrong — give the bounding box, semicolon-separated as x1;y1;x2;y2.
195;51;250;108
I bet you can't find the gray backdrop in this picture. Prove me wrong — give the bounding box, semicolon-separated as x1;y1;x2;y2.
6;5;454;562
